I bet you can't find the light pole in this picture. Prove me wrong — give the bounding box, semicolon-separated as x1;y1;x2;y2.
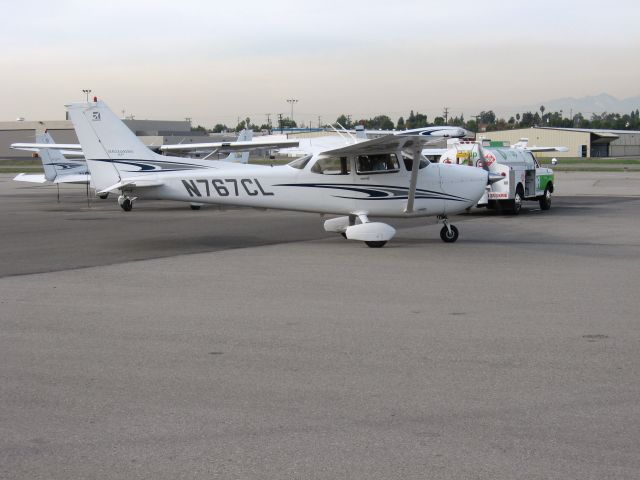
286;98;298;124
82;89;92;102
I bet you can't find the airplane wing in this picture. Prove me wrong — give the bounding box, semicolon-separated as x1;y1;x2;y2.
524;146;569;153
321;134;436;156
11;143;82;150
159;139;299;153
422;148;448;156
13;173;47;183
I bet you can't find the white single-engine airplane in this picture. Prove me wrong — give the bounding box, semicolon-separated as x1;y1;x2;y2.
67;99;499;247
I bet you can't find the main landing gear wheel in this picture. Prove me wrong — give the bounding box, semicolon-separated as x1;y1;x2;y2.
440;225;459;243
539;186;552;210
120;198;133;212
340;232;347;239
98;193;109;200
365;241;387;248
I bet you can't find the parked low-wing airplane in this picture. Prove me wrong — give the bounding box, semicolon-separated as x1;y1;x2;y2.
67;99;499;247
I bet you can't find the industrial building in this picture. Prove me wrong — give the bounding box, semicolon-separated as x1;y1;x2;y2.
479;127;640;158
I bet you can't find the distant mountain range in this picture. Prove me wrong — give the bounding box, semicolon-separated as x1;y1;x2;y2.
497;93;640;117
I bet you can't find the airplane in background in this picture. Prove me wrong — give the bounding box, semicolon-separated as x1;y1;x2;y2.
510;138;569;153
66;99;501;248
11;130;296;163
255;124;469;157
13;131;91;186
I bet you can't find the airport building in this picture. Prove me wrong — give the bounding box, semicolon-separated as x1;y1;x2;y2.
479;127;640;158
0;119;237;160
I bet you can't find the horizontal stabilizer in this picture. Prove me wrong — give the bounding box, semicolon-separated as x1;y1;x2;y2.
98;178;165;194
13;173;47;183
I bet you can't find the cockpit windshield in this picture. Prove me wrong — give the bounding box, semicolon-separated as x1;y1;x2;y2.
402;154;429;171
287;155;313;169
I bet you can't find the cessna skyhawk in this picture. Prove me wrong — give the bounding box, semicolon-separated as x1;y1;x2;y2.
68;99;498;247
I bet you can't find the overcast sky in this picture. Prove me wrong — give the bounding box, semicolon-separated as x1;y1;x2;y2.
1;0;639;127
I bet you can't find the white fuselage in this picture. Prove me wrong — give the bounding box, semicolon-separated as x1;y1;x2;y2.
125;152;488;218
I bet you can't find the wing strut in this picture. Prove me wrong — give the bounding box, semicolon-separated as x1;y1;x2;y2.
404;144;423;213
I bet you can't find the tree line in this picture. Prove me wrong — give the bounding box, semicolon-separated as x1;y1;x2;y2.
338;107;640;132
192;106;640;133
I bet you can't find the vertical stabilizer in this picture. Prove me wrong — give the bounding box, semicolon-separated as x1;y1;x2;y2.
224;129;253;163
66;100;161;190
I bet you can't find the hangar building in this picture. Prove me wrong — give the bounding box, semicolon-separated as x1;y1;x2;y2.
478;127;640;158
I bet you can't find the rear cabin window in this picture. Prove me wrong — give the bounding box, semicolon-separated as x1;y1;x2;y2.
356;153;400;174
311;156;350;175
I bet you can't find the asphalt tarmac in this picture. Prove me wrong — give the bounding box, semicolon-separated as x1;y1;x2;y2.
1;173;639;479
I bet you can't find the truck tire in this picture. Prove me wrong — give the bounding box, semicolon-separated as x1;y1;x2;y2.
507;185;524;215
539;185;552;210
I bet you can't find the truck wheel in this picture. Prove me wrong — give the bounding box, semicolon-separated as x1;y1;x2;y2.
539;186;552;210
509;186;524;215
440;225;459;243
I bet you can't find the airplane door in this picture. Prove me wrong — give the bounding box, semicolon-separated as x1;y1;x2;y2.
353;153;407;216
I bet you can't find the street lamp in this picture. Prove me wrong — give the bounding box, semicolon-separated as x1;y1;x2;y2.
82;89;92;102
286;98;298;124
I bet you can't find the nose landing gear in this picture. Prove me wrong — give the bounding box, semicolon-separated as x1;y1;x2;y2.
438;216;459;243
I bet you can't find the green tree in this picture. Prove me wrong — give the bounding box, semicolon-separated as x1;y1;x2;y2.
479;110;496;125
396;116;405;130
211;123;228;133
336;114;352;128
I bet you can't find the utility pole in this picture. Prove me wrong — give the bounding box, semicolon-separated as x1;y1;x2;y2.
473;114;480;135
286;98;298;124
346;114;352;128
265;113;271;130
278;113;284;133
318;115;322;129
82;89;92;102
443;106;450;124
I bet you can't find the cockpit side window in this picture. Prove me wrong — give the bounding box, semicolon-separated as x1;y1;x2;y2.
356;153;400;174
310;156;351;175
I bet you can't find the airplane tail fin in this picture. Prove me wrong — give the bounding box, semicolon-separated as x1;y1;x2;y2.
66;99;160;191
224;129;253;163
36;132;88;182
